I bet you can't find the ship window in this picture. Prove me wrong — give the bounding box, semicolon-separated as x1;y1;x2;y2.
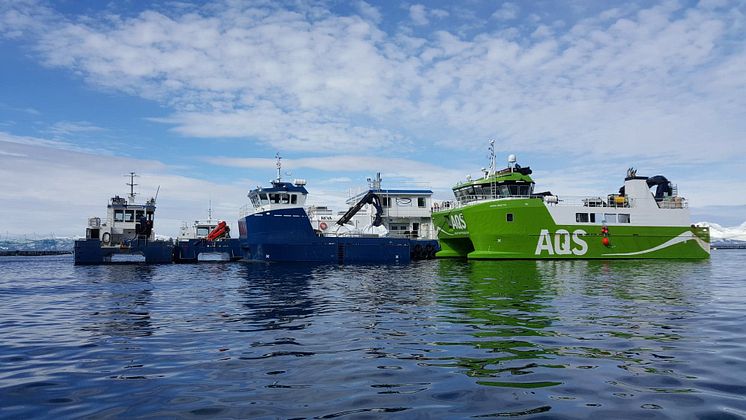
147;211;153;221
280;194;290;204
259;193;269;204
590;213;596;223
506;213;514;222
576;213;589;223
418;197;426;207
291;194;297;204
196;227;210;236
114;210;124;222
382;197;391;207
618;213;631;223
136;210;144;221
269;193;280;203
124;210;134;222
604;213;617;223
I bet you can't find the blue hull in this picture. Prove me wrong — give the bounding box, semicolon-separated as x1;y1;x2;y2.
174;238;242;262
74;238;174;265
239;208;438;264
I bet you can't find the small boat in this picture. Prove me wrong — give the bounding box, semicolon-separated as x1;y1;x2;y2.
237;155;439;263
74;173;173;264
433;141;710;259
174;205;241;262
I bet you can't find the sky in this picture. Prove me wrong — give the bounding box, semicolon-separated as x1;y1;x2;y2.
1;0;745;238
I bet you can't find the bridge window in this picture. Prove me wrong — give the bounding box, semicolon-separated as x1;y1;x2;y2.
576;213;589;223
147;211;153;221
382;197;391;207
604;213;617;223
114;210;124;222
136;210;144;220
418;197;426;207
291;194;297;204
124;210;134;222
280;194;290;204
618;213;631;223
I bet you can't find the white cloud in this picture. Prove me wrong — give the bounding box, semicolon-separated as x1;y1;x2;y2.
355;1;382;23
491;3;519;21
3;0;740;167
409;4;429;26
48;121;105;137
204;154;470;190
0;131;252;237
1;0;744;228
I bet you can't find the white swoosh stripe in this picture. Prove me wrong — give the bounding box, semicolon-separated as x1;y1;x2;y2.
603;231;709;256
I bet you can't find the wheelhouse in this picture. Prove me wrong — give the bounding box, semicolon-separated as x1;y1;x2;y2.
246;180;309;214
453;167;535;204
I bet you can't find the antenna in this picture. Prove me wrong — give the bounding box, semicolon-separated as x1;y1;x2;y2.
154;185;160;203
125;172;139;203
275;152;282;183
488;139;496;175
208;199;212;221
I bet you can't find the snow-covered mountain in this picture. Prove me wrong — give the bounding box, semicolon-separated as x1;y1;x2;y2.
0;237;76;252
697;221;746;242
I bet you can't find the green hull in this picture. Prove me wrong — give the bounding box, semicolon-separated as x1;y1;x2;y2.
434;199;710;259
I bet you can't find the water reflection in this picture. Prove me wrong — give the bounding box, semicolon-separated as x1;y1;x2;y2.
234;262;318;332
435;259;560;388
434;258;715;393
80;265;155;339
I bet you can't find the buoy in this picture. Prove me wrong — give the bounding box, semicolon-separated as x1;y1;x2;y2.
602;237;610;246
319;222;328;230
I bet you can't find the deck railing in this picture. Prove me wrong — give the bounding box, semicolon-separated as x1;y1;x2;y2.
433;194;687;211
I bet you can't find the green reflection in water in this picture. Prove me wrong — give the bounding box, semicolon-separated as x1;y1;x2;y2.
435;259;562;388
434;258;711;391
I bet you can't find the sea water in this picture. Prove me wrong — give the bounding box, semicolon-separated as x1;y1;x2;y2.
1;252;744;418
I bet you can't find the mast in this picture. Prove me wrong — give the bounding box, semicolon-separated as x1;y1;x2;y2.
274;153;283;183
126;172;138;203
488;140;496;175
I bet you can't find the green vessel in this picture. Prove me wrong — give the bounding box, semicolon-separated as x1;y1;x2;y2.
433;142;710;259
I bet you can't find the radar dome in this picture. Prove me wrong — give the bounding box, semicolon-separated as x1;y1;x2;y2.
508;154;517;164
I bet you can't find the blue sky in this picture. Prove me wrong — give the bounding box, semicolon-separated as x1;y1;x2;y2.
1;0;745;237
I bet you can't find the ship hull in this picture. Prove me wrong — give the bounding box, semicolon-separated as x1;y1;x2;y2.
73;238;174;265
239;208;438;264
433;199;710;259
174;238;242;262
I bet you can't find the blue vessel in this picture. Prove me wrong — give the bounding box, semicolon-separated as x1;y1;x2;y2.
74;173;174;264
238;155;439;263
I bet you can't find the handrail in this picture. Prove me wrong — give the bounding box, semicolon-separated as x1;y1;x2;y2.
433;194;688;211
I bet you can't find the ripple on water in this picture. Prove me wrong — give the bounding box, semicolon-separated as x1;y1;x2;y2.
0;253;745;417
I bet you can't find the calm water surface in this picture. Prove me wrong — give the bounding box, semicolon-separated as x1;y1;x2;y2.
1;252;745;418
